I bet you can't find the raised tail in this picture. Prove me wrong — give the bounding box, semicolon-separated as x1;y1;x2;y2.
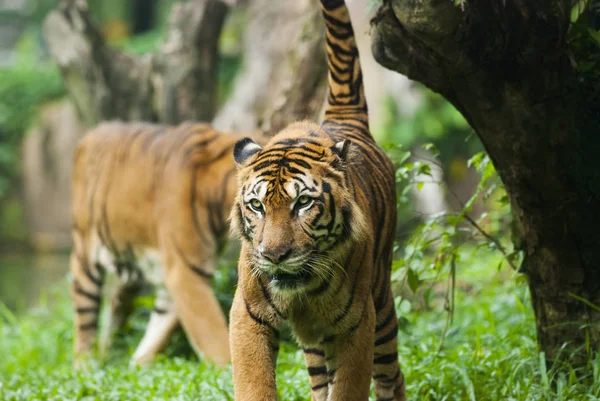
320;0;369;131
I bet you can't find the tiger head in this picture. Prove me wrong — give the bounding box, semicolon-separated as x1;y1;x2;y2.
230;122;368;295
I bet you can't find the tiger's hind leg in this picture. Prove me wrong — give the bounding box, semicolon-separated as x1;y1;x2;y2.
99;267;145;356
71;237;105;368
163;253;230;366
130;288;179;366
372;288;406;401
303;345;328;401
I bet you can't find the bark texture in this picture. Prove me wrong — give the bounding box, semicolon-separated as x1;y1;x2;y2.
371;0;600;365
43;0;228;126
212;0;328;133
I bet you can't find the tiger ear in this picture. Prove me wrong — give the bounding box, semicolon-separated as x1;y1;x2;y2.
331;140;351;162
234;137;262;166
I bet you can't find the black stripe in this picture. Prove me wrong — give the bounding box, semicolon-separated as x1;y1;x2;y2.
259;277;285;319
76;307;99;314
235;206;251;241
327;55;351;76
74;282;101;304
333;247;368;324
153;307;168;314
307;366;328;376
82;262;103;287
187;264;213;279
193;144;236;168
303;348;325;356
244;299;279;336
288;157;312;169
321;0;345;11
329;67;353;86
181;134;219;161
323;19;353;39
311;382;328;391
207;200;222;240
374;352;398;365
308;277;331;296
333;276;357;324
373;369;400;383
374;324;398;347
326;36;356;58
322;334;336;343
376;306;396;332
79;321;98;331
171;241;213;280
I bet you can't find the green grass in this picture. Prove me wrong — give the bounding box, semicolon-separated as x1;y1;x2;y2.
1;251;599;401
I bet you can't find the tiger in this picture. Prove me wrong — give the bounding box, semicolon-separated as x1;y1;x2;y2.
228;0;406;400
70;121;265;367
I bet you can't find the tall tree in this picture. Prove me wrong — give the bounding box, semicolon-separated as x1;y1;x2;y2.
371;0;600;367
43;0;327;129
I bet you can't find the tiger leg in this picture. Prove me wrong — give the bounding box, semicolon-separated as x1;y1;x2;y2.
71;245;105;368
131;288;178;366
303;346;328;401
230;290;279;401
164;258;230;366
99;273;144;356
324;297;375;401
372;288;406;401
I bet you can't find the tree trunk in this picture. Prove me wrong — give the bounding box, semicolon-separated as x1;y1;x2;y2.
371;0;600;366
43;0;228;126
212;0;327;133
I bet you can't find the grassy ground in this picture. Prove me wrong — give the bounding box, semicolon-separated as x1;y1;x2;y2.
0;250;599;401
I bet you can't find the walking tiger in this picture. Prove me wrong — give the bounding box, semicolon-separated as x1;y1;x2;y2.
229;0;406;400
70;121;264;366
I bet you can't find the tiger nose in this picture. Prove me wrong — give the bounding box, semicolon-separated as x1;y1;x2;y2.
261;247;292;264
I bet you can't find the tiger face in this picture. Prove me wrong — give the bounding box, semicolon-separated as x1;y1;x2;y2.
231;123;367;295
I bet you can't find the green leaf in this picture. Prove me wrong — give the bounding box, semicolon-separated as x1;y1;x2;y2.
422;142;440;157
407;268;420;293
571;0;589;23
417;163;432;177
467;151;485;169
498;195;510;206
586;27;600;47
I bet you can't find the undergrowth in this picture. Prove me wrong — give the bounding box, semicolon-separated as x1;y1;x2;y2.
1;249;599;401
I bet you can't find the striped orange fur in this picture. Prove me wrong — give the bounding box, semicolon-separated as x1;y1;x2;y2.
229;1;406;400
70;121;265;367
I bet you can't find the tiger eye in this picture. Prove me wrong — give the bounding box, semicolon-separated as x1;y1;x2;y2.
297;195;311;205
250;199;262;209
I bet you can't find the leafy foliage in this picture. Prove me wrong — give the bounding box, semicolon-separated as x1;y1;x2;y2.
2;249;599;400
